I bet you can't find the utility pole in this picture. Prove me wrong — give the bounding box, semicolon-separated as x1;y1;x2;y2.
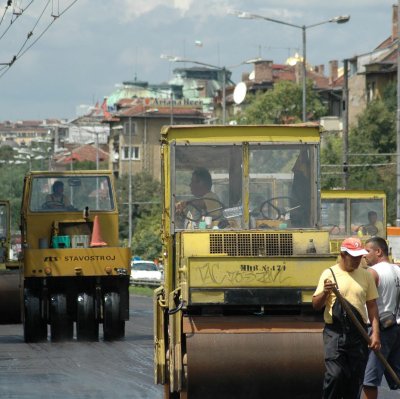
302;25;307;122
343;59;349;188
128;118;133;246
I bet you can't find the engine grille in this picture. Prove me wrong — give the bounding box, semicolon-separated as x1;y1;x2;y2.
209;233;293;256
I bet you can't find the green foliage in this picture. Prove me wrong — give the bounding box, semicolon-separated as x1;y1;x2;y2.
350;100;395;156
131;214;162;260
0;146;15;162
381;81;397;113
237;80;327;124
320;134;343;189
116;171;162;259
321;81;397;224
0;163;29;231
348;94;396;223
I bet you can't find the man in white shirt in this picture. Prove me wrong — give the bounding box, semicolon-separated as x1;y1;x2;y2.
362;237;400;399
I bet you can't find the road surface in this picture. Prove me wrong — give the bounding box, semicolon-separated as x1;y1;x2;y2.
0;294;399;398
0;294;163;399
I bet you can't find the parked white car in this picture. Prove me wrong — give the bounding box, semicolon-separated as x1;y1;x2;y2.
130;260;162;286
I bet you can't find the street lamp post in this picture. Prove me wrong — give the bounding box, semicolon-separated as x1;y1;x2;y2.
169;88;173;125
128;117;133;248
234;11;350;122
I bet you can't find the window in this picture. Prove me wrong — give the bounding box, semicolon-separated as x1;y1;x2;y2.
123;121;136;135
173;144;242;230
350;199;384;237
367;81;376;103
29;175;115;212
171;142;317;231
122;146;140;160
249;145;316;229
321;199;346;236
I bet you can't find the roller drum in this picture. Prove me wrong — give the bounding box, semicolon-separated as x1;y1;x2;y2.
185;318;324;399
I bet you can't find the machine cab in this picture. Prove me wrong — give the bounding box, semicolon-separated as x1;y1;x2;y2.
321;190;386;251
169;128;320;233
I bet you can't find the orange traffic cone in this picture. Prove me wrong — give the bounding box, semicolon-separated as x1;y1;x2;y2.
90;216;107;247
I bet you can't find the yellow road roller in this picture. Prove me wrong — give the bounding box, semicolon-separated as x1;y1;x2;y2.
0;200;21;323
321;189;387;251
154;124;338;398
20;170;131;342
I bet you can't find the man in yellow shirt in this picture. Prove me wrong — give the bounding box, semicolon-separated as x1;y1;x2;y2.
176;167;223;229
313;237;381;399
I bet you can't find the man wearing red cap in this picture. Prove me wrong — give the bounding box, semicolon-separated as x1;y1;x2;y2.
313;237;381;399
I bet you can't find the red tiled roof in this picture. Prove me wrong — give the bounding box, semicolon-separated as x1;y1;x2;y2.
115;103;203;118
55;144;109;164
375;36;393;50
331;74;344;87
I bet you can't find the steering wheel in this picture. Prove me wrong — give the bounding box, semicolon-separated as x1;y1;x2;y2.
183;198;226;222
259;196;299;220
42;200;65;209
42;201;77;211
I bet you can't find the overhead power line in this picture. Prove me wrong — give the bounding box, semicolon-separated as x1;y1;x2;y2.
322;163;396;168
347;153;398;156
0;0;13;28
0;0;34;41
0;0;79;80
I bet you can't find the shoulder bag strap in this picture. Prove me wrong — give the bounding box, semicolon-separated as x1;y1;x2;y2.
329;267;339;289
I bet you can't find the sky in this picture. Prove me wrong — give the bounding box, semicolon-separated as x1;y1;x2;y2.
0;0;397;121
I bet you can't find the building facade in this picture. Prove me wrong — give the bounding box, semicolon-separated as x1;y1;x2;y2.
106;100;204;180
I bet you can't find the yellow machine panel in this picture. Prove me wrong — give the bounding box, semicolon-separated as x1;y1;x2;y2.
155;125;338;398
24;247;131;277
20;170;131;342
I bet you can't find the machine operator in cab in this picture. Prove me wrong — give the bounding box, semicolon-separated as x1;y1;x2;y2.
312;237;380;399
359;211;385;238
42;181;71;210
175;167;222;229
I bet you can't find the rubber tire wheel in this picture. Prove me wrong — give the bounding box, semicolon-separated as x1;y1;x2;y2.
76;293;99;341
103;292;125;341
50;293;73;342
23;289;47;343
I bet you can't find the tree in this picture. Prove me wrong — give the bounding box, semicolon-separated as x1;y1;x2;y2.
0;145;15;162
347;84;396;223
237;80;327;124
320;133;343;189
0;163;29;231
320;82;397;224
116;171;162;259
